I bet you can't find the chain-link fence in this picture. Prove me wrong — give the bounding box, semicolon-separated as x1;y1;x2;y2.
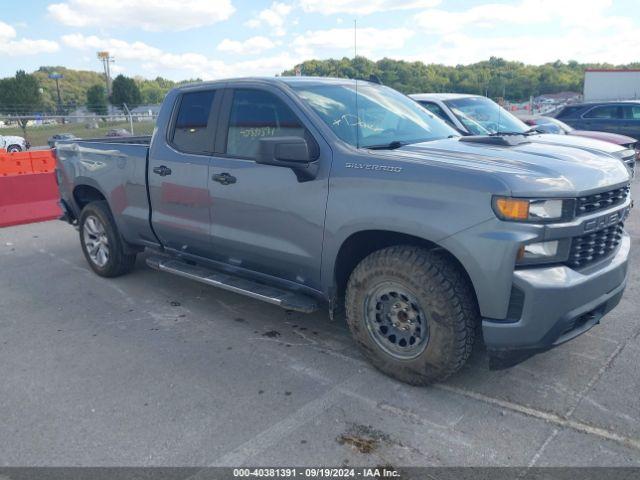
0;110;159;148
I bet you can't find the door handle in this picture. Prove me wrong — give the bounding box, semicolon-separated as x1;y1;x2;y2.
153;165;172;176
212;172;237;185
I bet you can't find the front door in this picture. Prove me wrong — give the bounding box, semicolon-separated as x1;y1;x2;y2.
580;104;623;134
148;88;220;258
207;86;330;290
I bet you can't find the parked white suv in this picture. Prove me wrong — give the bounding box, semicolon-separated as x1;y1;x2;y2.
0;135;29;152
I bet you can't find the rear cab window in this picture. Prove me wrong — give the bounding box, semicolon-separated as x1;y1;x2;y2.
225;89;306;159
171;90;217;154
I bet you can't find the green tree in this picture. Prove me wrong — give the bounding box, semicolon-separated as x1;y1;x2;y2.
138;81;165;104
109;74;142;108
86;84;108;116
281;57;608;101
33;66;104;113
0;70;43;139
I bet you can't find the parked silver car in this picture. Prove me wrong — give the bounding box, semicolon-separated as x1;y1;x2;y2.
411;93;636;175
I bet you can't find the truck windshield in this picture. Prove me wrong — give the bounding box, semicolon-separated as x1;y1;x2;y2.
292;83;459;148
445;97;529;135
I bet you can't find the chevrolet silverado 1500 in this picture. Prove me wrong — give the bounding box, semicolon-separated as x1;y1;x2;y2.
55;77;632;384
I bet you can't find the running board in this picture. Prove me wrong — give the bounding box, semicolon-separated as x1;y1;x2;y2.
146;256;318;313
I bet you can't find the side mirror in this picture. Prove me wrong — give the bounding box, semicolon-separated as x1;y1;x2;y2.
256;136;318;181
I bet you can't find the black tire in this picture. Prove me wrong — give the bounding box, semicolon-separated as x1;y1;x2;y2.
79;201;136;277
345;246;478;385
7;144;22;153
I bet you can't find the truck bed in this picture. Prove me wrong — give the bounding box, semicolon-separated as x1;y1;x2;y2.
55;138;157;247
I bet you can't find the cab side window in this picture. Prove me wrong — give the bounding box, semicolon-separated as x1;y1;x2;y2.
584;105;620;119
226;89;305;159
172;90;216;154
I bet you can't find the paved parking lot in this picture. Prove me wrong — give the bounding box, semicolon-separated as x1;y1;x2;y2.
1;176;639;468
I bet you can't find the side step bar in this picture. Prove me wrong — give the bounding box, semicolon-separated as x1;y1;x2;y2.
146;256;318;313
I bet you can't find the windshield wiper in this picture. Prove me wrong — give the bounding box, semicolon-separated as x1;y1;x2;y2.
489;127;540;136
364;140;404;150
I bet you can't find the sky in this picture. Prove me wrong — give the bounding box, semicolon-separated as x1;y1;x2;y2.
0;0;638;81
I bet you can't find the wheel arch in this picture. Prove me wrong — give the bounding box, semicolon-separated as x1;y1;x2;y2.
75;186;142;255
73;183;108;211
330;229;479;312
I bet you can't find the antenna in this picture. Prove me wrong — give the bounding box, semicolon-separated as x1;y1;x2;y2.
354;19;360;149
497;94;502;135
354;19;357;58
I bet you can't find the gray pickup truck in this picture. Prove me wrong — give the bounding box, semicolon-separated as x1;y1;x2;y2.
55;77;632;385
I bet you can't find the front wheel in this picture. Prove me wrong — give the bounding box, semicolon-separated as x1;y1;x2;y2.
7;144;22;153
79;201;136;277
345;246;478;385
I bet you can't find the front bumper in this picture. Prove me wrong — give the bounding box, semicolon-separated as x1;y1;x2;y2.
483;232;629;364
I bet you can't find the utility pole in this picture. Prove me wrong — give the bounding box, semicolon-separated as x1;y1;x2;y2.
97;51;114;96
48;72;63;115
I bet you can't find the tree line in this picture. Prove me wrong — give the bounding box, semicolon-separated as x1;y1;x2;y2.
2;57;640;118
282;56;640;100
0;67;197;116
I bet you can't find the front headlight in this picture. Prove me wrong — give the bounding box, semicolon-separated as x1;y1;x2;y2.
492;196;575;223
613;148;636;160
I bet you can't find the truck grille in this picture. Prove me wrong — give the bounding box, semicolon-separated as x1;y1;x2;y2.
576;186;630;216
567;221;624;268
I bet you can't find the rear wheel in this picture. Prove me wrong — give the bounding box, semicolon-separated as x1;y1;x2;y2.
79;201;136;277
345;246;478;385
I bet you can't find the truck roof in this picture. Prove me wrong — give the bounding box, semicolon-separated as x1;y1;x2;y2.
563;100;640;107
175;76;368;91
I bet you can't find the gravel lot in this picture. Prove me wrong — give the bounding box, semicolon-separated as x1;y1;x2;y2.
0;175;638;468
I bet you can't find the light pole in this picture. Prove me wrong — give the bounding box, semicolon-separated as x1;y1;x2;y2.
48;72;63;115
97;51;114;96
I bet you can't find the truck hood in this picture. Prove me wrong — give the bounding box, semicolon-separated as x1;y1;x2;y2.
528;133;625;154
382;137;630;197
568;130;637;146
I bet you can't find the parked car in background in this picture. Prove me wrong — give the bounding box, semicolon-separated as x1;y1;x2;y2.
525;116;639;161
555;101;640;139
410;93;637;174
48;133;79;148
0;134;30;152
105;128;131;137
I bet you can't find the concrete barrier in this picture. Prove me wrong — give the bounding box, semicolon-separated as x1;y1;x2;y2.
0;172;61;228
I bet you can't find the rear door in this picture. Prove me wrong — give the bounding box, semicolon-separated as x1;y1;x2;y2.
620;104;640;139
205;85;330;290
148;87;221;258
